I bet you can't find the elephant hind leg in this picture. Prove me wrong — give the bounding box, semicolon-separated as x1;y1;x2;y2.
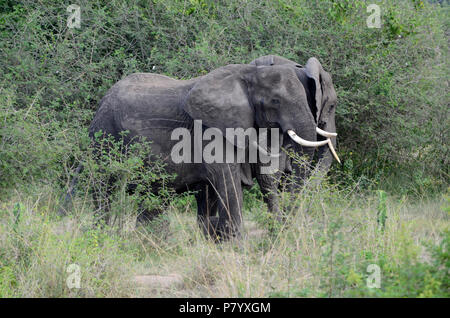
137;207;164;224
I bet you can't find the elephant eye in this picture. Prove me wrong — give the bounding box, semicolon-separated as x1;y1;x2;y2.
271;98;280;105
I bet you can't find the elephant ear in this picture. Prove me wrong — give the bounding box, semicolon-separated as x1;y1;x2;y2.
304;57;324;122
183;66;254;149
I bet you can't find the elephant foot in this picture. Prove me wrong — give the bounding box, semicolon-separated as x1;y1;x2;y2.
200;216;241;242
93;209;111;228
216;220;241;242
284;199;303;215
198;215;218;237
266;213;284;235
137;208;164;224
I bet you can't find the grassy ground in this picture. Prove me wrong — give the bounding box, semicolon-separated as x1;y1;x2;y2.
1;182;448;297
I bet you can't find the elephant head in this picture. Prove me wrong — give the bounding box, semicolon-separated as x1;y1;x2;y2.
303;57;340;171
182;64;328;165
250;55;340;177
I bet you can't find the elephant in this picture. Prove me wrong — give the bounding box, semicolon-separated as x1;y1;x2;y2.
249;55;340;219
86;63;335;241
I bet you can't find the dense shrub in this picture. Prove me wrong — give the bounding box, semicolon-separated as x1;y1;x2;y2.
0;0;448;196
74;132;174;223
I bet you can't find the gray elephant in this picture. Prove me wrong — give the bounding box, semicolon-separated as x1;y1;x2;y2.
86;63;332;240
249;55;340;219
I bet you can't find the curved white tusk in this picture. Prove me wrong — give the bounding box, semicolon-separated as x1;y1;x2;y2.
287;130;341;163
252;140;280;158
287;130;329;147
326;139;341;164
316;127;337;138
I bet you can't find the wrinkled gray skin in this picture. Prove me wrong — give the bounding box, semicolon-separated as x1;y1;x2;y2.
249;56;338;218
89;64;318;240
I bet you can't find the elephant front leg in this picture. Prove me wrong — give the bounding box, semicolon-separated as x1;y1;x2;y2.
195;183;219;237
207;163;243;241
255;171;283;229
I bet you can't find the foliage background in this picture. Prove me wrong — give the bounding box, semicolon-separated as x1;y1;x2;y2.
1;0;448;196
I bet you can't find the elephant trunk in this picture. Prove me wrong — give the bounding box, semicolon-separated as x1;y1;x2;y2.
283;121;340;190
282;121;317;189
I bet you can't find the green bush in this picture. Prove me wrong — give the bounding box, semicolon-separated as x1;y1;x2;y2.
0;85;88;193
1;0;448;197
344;230;449;297
75;131;175;224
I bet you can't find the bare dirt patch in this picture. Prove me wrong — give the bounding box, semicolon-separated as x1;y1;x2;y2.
133;273;183;289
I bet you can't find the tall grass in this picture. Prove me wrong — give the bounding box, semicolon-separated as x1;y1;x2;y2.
1;181;448;297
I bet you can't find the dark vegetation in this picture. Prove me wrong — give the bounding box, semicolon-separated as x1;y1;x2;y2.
1;0;448;196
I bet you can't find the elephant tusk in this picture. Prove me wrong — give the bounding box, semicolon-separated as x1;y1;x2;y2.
326;139;341;164
316;127;337;138
288;130;341;163
287;130;329;147
315;128;341;163
252;140;280;158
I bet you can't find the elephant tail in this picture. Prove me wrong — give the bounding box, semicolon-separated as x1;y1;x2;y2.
57;164;84;216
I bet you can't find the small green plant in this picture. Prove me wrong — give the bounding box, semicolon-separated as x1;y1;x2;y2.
12;202;24;229
377;190;387;232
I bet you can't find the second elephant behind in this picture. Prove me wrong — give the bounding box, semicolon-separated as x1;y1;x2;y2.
249;55;340;219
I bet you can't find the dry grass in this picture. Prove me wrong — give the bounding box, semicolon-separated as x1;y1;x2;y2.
0;184;448;297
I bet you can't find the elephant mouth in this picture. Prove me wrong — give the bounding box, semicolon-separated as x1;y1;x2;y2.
287;129;341;164
315;127;340;164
